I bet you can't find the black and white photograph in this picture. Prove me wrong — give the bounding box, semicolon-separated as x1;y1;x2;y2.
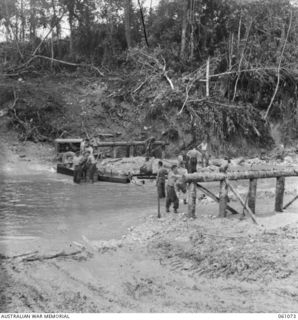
0;0;298;316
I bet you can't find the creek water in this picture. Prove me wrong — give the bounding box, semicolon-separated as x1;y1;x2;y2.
1;162;297;255
0;170;157;252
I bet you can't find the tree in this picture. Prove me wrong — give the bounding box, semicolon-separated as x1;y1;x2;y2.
180;0;188;58
124;0;132;48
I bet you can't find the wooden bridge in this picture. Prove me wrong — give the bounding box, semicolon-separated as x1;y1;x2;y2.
182;167;298;224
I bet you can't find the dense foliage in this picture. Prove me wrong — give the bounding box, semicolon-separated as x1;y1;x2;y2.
0;0;298;149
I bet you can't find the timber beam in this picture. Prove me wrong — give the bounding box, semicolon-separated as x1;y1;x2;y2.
183;168;298;183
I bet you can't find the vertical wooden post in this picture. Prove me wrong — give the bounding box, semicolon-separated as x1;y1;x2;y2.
219;179;228;217
206;56;210;97
248;178;257;214
157;186;161;218
113;147;117;158
161;144;166;159
275;176;285;212
187;182;196;218
126;145;130;158
130;145;135;158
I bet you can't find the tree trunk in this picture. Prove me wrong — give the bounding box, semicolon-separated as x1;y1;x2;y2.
69;15;73;53
65;0;75;54
30;0;36;40
15;5;19;41
137;0;149;47
124;0;132;49
180;0;188;58
20;0;25;41
190;23;194;60
51;30;54;70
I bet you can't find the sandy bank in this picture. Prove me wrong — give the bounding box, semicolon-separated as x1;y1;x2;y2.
1;192;298;313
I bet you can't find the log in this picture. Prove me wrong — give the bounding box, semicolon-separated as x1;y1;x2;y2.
275;177;285;212
283;195;298;210
219;180;228;217
226;180;258;224
187;182;196;218
22;250;82;262
95;141;168;147
196;183;240;215
0;251;39;260
184;168;298;183
248;178;257;214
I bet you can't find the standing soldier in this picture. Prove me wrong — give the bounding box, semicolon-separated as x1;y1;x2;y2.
156;161;167;198
80;138;93;155
73;151;84;184
198;136;209;167
86;151;98;183
166;165;181;213
177;164;188;205
177;153;184;168
186;147;201;173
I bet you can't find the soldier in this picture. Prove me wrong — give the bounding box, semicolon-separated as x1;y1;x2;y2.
166;165;181;213
140;157;153;175
177;165;188;205
177;153;184;168
198;136;209;167
156;161;167;198
80;138;93;155
86;151;97;183
186;147;201;173
73;151;84;184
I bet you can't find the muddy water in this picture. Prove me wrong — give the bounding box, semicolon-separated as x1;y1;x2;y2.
1;166;297;255
0;172;157;252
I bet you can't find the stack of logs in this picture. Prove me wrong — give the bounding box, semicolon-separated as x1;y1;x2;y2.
94;140;168;158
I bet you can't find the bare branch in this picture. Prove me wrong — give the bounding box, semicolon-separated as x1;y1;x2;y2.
27;55;104;76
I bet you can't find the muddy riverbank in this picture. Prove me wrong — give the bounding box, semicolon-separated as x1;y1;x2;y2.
2;203;298;312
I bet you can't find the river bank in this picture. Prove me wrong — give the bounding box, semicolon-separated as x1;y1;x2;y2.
2;201;298;312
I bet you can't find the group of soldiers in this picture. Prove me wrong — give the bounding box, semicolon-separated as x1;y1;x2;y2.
72;138;97;184
156;137;209;213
